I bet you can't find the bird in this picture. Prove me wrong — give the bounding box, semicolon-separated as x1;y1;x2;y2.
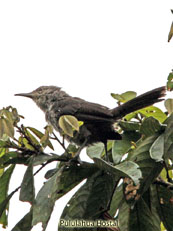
15;86;166;158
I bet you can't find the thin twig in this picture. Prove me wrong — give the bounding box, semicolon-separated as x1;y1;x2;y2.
164;161;172;183
33;156;69;176
51;132;69;154
153;178;173;190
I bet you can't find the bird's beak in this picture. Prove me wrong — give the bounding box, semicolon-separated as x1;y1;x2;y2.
15;93;33;99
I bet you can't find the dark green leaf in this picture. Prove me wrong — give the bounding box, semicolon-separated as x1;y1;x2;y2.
0;165;15;227
19;159;35;204
44;168;58;179
59;171;115;231
156;185;173;231
163;113;173;160
112;139;130;164
127;135;163;195
129;198;158;231
32;153;60;166
11;210;33;231
94;158;142;185
119;121;140;131
0;190;16;220
0;152;18;168
149;185;161;230
32;167;64;230
140;117;161;137
32;162;97;230
112;132;137;164
118;200;130;231
109;184;124;217
0;140;8;148
150;134;164;162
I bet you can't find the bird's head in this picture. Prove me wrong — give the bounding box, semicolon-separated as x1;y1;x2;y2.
15;86;62;111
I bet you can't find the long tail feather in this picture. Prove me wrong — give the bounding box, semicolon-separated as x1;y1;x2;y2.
111;86;166;119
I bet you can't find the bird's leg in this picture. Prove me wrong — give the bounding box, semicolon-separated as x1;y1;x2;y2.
73;138;88;159
104;141;109;162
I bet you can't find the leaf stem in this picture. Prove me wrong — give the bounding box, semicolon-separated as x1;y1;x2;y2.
51;132;69;154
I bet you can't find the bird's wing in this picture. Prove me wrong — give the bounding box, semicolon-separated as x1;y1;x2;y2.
52;97;114;122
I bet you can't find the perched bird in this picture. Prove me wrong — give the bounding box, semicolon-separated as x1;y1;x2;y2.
15;86;166;156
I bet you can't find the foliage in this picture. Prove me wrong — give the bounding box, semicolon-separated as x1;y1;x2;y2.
1;76;173;231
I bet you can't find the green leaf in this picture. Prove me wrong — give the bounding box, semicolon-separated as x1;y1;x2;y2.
59;115;79;137
139;106;167;123
118;200;130;231
11;210;33;231
32;153;60;166
121;91;137;102
127;135;163;195
11;108;20;124
150;134;164;162
27;127;54;150
0;190;16;221
109;184;124;217
0;165;15;228
140;117;162;137
168;22;173;42
25;128;40;146
156;185;173;231
32;167;64;230
86;142;104;159
164;99;173;114
0;118;14;139
93;158;142;185
19;159;35;204
149;185;162;230
119;120;140;131
0;140;8;148
163;113;173;160
0;152;18;168
167;71;173;91
129;198;158;231
44;168;58;179
112;139;131;164
111;91;137;103
19;137;34;151
32;162;97;230
40;131;49;148
125;106;167;123
59;171;115;231
2;110;14;125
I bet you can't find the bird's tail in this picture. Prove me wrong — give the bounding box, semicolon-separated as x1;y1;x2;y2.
111;86;166;119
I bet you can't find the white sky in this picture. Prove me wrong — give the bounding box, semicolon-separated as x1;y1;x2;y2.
0;1;173;230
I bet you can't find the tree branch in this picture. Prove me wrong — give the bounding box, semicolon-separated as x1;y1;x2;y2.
153;178;173;190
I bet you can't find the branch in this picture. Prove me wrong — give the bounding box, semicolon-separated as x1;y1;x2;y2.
50;132;69;154
153;178;173;190
33;155;70;176
15;124;41;152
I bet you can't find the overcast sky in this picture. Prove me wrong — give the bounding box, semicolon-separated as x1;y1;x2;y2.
0;1;173;230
